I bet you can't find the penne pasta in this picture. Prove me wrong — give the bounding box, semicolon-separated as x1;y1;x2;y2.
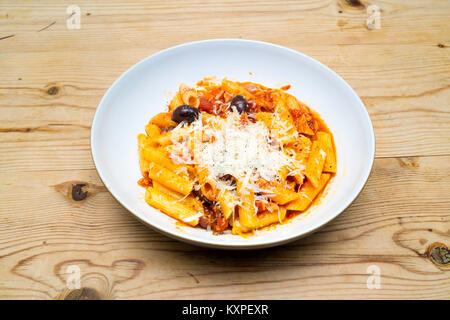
152;127;192;147
256;207;287;229
152;181;183;199
179;83;200;108
145;187;202;226
217;189;236;220
138;134;150;174
169;92;185;111
290;134;312;162
256;112;298;145
260;183;300;205
153;181;203;212
142;146;191;176
222;79;254;101
152;132;173;146
145;123;161;138
285;94;317;136
305;137;327;188
317;131;337;173
150;112;177;129
236;179;258;229
195;166;218;200
138;78;336;234
147;162;193;195
286;173;331;211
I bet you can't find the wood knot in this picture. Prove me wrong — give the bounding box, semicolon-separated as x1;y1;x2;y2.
54;259;145;300
47;86;59;95
64;287;101;300
437;43;447;48
337;20;348;27
427;242;449;267
343;0;365;9
72;183;88;201
43;83;62;98
397;157;419;169
53;180;106;205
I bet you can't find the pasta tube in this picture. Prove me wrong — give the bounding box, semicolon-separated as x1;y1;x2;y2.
236;180;258;229
145;187;202;226
153;182;203;212
138;134;150;174
217;189;236;220
305;137;327;188
286;173;330;211
145;123;161;138
222;79;254;100
148;162;193;195
317;132;337;173
150;112;177;129
256;207;287;228
169;93;185;111
142;146;191;176
179;83;200;108
262;184;300;205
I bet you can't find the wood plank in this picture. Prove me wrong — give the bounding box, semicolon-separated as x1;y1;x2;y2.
1;0;449;47
0;155;448;299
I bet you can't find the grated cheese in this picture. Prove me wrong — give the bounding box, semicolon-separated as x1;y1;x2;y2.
319;149;326;158
196;112;291;187
168;110;305;200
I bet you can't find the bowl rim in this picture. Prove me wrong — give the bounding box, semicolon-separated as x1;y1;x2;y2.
90;38;376;249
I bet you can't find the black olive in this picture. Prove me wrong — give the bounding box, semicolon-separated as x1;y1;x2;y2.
171;104;200;124
229;95;249;114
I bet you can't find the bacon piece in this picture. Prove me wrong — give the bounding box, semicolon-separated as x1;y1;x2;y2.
214;216;229;232
138;175;151;188
289;105;318;135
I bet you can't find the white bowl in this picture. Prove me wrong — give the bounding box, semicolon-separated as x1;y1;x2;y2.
91;39;375;249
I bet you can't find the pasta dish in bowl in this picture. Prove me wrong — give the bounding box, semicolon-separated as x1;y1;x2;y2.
91;39;374;249
137;78;336;235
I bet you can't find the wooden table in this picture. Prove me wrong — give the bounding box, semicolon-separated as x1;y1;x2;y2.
0;0;448;300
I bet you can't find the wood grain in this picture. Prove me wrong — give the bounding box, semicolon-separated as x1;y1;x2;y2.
0;0;448;299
